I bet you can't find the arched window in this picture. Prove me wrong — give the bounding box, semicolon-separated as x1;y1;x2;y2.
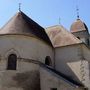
45;56;52;66
7;54;17;70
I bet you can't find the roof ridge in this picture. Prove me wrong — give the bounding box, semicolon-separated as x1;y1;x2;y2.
46;25;62;29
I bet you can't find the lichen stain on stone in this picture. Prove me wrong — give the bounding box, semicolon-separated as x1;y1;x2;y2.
13;71;40;90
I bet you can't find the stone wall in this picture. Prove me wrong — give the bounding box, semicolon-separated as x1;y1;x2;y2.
0;34;54;90
55;44;90;89
0;35;54;68
72;30;89;46
0;62;40;90
81;44;90;89
40;66;84;90
55;44;83;82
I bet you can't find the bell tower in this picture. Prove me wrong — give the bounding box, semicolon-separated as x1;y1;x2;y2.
70;6;89;46
70;19;89;46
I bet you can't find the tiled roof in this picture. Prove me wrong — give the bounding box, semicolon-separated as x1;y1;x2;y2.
70;19;88;33
0;11;52;46
46;25;82;47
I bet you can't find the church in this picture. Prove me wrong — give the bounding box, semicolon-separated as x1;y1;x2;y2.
0;9;90;90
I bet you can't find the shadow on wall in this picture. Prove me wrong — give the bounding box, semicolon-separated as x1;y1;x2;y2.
13;71;40;90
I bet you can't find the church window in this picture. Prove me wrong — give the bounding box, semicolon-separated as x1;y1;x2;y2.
7;54;17;70
45;56;52;66
51;88;57;90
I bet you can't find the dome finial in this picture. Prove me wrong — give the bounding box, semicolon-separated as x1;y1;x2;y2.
59;17;61;25
76;5;80;20
19;3;21;11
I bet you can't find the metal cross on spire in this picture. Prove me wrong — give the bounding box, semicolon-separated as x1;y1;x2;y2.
76;5;80;19
19;3;21;11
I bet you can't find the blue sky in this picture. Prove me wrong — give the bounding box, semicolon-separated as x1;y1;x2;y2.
0;0;90;31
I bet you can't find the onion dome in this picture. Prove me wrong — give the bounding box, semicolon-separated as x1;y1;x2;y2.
70;19;88;33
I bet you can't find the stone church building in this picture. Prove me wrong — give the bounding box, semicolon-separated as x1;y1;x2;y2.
0;10;90;90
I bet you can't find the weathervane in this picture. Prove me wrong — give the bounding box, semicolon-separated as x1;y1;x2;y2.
76;5;80;19
19;3;21;11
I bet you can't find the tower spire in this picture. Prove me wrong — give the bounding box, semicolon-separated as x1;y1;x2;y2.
59;17;61;25
19;3;21;11
76;5;80;19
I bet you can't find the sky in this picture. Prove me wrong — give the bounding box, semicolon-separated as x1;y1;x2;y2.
0;0;90;31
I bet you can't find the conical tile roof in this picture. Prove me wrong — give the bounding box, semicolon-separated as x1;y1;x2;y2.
70;19;88;33
0;11;52;46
